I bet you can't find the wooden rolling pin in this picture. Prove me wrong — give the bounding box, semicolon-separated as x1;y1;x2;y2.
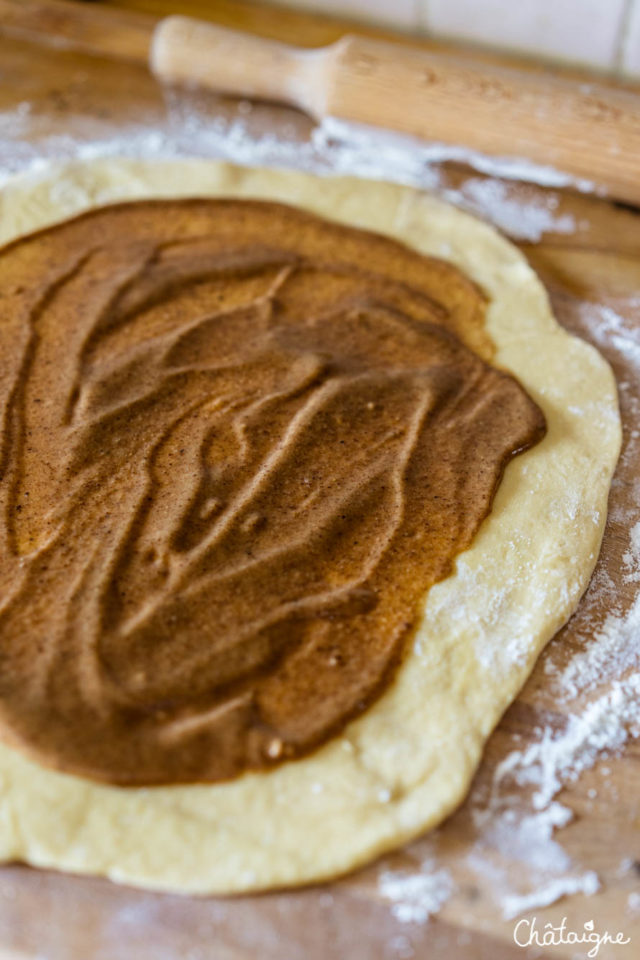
2;0;640;205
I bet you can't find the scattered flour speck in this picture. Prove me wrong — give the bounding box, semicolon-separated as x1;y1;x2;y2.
379;861;454;924
502;872;600;920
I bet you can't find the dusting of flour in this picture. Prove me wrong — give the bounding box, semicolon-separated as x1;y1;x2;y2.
0;96;583;242
379;860;454;924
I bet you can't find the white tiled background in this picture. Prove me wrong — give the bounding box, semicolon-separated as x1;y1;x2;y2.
279;0;640;77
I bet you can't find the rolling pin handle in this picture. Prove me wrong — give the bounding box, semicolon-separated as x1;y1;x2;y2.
151;15;329;116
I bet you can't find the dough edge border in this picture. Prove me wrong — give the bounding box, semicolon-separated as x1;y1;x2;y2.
0;159;621;895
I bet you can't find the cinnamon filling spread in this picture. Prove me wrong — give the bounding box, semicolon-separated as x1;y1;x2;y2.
0;199;545;786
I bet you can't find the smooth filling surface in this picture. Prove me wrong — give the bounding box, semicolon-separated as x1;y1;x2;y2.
0;199;545;786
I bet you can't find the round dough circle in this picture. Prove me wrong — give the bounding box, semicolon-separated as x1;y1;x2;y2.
0;159;620;894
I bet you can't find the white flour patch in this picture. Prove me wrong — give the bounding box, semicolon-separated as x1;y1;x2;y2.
502;872;600;920
492;675;640;814
555;595;640;697
623;521;640;582
316;116;596;193
378;860;454;924
628;891;640;913
456;178;577;241
0;97;588;243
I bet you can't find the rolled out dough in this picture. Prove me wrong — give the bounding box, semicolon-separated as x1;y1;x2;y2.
0;159;621;894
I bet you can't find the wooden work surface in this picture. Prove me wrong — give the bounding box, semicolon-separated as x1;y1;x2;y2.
0;3;639;958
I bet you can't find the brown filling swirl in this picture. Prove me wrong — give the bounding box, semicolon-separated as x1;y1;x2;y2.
0;198;545;785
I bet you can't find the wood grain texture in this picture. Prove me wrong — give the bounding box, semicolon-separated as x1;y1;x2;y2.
0;3;638;958
3;1;640;205
0;0;155;61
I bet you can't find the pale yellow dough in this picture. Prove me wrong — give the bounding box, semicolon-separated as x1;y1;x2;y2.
0;160;620;894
